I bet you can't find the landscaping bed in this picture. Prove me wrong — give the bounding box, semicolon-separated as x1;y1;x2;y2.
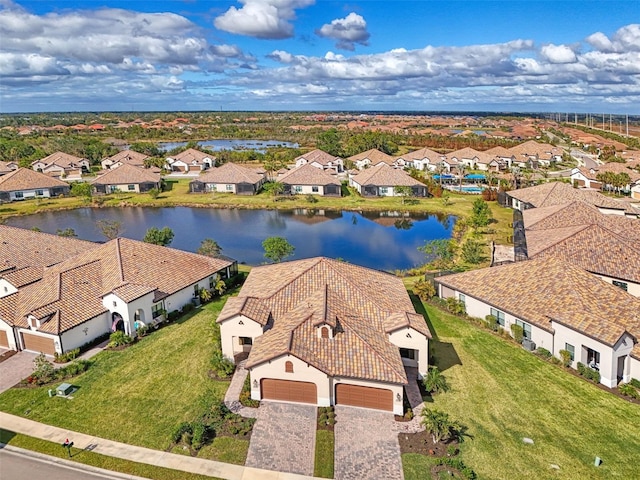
399;429;457;457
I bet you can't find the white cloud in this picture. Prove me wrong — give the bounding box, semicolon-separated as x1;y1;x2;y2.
316;12;370;51
214;0;314;39
540;44;577;64
587;23;640;52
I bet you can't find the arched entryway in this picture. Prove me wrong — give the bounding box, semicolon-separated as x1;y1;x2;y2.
112;312;125;333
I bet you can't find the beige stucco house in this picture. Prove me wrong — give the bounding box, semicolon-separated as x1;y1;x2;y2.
349;163;427;197
165;148;215;173
0;225;236;356
101;150;149;170
278;164;341;196
31;151;90;179
189;162;266;195
294;149;344;173
91;164;161;194
436;257;640;388
217;257;431;414
0;168;70;202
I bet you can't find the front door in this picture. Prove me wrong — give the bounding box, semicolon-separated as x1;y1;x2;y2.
617;356;626;383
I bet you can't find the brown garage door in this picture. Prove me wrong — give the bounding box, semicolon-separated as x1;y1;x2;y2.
21;333;56;355
335;384;393;411
0;330;9;348
261;379;317;404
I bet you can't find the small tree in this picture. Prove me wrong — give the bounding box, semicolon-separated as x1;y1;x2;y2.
419;239;455;269
148;188;160;199
70;182;92;199
413;279;436;301
559;349;573;367
469;198;492;229
198;238;223;258
421;408;462;444
143;227;174;246
394;185;413;204
96;219;122;240
32;353;55;385
461;239;483;264
263;236;295;263
263;181;285;199
423;367;450;395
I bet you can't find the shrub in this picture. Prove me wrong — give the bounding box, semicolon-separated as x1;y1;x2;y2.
423;366;450;395
305;194;318;203
630;378;640;389
239;374;260;408
171;422;192;444
59;359;91;378
484;314;498;331
210;351;235;378
167;310;180;321
199;288;213;303
436;458;477;479
31;353;55;385
413;279;436;301
404;408;414;421
54;348;80;363
136;324;150;337
148;188;160;199
534;347;552;358
510;324;524;344
108;331;133;348
577;362;601;383
559;349;573;367
181;302;195;314
191;421;208;450
619;383;640;399
549;356;563;366
446;297;466;315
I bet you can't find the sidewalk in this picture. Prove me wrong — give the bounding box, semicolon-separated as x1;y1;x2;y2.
0;412;319;480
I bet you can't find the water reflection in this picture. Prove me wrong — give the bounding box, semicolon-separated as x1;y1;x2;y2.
6;207;455;271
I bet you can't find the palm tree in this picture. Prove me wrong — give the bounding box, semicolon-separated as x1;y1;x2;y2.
457;164;467;191
420;409;462;444
485;171;496;190
423;366;450;394
511;166;521;190
435;161;446;187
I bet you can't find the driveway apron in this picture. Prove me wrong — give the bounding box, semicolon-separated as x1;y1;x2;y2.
334;405;404;480
245;401;317;476
0;351;38;394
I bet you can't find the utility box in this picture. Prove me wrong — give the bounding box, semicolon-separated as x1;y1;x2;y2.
522;339;536;351
56;383;73;396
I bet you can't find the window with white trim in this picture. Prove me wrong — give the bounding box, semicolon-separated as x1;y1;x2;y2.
226;184;233;191
515;319;532;339
459;294;466;307
565;343;575;361
294;186;303;193
490;308;505;326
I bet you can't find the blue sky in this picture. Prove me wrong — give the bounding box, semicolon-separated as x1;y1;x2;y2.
1;0;639;113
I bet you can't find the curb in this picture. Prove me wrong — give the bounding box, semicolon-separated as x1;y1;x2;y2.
0;444;151;480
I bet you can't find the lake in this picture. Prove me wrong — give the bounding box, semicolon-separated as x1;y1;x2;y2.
158;139;299;152
6;207;454;271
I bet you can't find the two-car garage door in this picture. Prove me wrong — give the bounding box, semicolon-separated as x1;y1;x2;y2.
21;333;56;355
335;384;393;411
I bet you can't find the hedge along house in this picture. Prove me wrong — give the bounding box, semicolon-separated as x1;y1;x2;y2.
217;257;431;414
91;164;161;194
435;257;640;388
0;226;235;356
278;164;342;196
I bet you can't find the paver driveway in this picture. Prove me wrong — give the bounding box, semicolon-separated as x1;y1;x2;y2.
334;405;403;480
0;351;37;394
245;401;317;476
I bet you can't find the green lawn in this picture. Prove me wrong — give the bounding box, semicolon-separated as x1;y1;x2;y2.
314;430;335;478
0;295;248;465
403;302;640;480
0;429;216;480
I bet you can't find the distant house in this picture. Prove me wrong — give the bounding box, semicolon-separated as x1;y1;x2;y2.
395;147;444;171
509;140;562;168
571;164;640;193
279;164;341;196
294;149;344;173
0;225;236;355
217;257;431;414
483;146;515;169
165;148;215;173
91;164;161;194
0;168;70;202
31;152;90;178
189;162;265;195
0;161;17;176
349;163;427;197
348;149;396;170
632;180;640;200
101;150;149;170
436;257;640;389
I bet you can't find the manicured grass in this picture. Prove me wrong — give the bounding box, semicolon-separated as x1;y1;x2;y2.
314;430;335;478
402;301;640;480
0;296;248;464
0;429;215;480
402;453;439;479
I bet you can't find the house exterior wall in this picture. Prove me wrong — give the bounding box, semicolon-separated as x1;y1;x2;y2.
388;327;429;376
104;183;141;193
594;274;640;298
631;184;640;200
285;184;338;196
8;188;54;201
219;314;264;360
0;279;18;298
630;356;640;381
250;354;331;406
60;313;111;352
164;279;210;315
0;319;17;350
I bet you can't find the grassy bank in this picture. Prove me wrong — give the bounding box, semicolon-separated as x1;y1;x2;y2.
402;298;640;480
0;295;248;465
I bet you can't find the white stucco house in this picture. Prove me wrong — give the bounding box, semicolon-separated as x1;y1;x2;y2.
217;257;432;414
0;225;236;356
0;168;70;202
294;149;344;173
349;163;427;197
435;257;640;389
278;164;341;196
166;148;215;173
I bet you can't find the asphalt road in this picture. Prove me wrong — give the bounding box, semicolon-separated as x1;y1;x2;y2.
570;149;599;169
0;449;126;480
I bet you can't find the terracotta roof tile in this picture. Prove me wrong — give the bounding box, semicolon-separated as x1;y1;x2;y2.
91;164;160;185
351;164;426;188
279;164;341;186
348;149;395;165
194;162;264;185
295;149;341;165
0;168;69;192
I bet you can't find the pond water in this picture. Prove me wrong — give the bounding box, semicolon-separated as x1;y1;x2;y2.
158;139;299;152
6;207;454;271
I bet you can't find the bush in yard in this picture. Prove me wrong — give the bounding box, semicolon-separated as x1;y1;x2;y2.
413;279;436;301
559;349;573;367
436;458;477;479
167;310;180;321
446;297;466;315
577;362;601;383
191;420;208;450
619;384;640;399
210;351;235;378
306;194;318;203
420;408;463;444
58;359;91;378
239;375;260;408
534;347;552;359
510;324;524;344
484;314;498;331
54;348;80;363
423;366;450;395
31;353;55;385
181;302;195;314
199;288;213;303
630;378;640;389
108;331;133;348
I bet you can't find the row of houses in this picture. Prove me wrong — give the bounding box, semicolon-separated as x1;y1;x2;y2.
570;163;640;198
435;182;640;390
0;225;237;357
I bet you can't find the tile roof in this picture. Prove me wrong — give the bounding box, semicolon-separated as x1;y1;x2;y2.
436;257;640;347
507;181;637;213
0;168;70;192
33;152;86;168
91;163;160;185
7;236;234;334
169;148;215;164
509;140;562;160
351;163;426;188
397;147;443;162
448;147;481;160
295;149;341;165
483;146;515;158
219;257;431;384
105;150;149;166
0;225;95;273
194;162;264;185
0;161;14;174
279;164;341;186
348;149;395;165
578;163;640;183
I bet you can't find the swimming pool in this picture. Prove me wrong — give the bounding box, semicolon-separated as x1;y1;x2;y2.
448;185;486;194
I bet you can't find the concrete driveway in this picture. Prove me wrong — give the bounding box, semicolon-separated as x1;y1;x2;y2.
334;406;403;480
245;402;317;476
0;351;38;393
